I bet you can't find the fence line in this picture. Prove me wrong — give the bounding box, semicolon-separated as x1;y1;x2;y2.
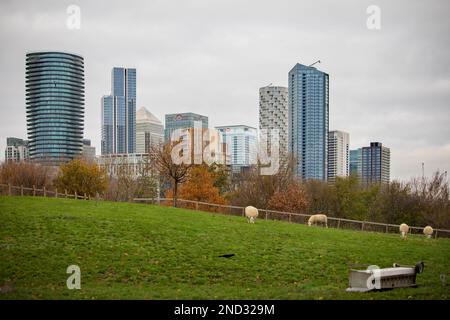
1;183;449;239
132;197;450;239
0;183;100;201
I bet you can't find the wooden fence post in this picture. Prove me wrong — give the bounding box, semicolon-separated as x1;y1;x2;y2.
65;189;68;198
361;222;365;231
337;219;341;229
385;224;388;233
435;230;438;239
75;191;77;199
289;214;292;223
84;193;87;200
21;185;24;197
242;207;245;217
33;185;36;197
8;183;11;196
43;186;46;197
55;188;58;198
195;201;199;210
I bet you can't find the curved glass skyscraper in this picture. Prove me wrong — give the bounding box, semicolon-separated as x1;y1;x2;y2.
26;52;85;165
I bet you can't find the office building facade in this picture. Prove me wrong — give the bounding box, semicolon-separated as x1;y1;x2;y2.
136;107;164;154
327;130;349;183
361;142;390;185
101;67;136;155
26;51;85;164
82;139;96;162
164;112;208;142
215;125;257;173
349;148;362;177
288;63;329;181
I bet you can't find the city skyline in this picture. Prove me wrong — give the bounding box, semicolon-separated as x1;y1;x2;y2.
0;0;449;180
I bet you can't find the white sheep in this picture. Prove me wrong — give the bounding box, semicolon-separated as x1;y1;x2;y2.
399;223;409;239
308;214;328;228
245;206;259;224
423;226;433;238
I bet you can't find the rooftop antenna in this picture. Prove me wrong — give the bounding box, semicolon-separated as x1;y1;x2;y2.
309;60;321;67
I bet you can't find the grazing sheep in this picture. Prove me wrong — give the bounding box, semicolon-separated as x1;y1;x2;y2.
245;206;259;223
423;226;433;238
399;223;409;239
308;214;328;228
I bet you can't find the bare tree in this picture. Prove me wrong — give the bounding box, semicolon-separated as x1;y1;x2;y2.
150;142;192;207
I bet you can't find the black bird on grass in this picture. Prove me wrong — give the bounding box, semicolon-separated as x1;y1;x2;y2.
218;253;235;258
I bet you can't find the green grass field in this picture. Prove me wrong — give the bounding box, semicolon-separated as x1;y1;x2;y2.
0;196;449;300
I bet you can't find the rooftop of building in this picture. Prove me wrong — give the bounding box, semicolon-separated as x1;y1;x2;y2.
137;107;162;124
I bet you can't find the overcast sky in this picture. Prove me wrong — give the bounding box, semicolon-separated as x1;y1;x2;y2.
0;0;449;180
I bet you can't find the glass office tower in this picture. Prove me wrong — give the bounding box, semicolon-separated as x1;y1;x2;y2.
164;113;208;142
25;51;85;165
136;107;164;154
215;125;257;173
101;67;136;155
288;63;329;181
361;142;390;185
349;148;362;178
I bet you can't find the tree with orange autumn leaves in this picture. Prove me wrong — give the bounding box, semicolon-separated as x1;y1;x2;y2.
268;181;309;213
165;165;227;206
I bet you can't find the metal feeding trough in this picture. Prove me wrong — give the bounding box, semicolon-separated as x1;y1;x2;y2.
346;262;424;292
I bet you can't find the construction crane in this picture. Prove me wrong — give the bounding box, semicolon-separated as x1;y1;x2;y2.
309;60;321;67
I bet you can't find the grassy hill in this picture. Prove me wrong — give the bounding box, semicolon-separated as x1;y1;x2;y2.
0;196;449;300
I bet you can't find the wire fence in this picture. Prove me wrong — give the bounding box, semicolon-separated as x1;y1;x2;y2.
1;183;450;239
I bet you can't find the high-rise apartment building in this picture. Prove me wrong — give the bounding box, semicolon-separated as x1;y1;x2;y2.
361;142;390;185
136;107;164;153
26;51;84;164
327;130;349;183
4;137;29;163
101;67;136;155
259;86;288;163
288;63;329;181
215;125;257;173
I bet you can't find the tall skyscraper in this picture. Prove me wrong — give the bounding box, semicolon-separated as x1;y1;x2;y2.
349;148;362;177
26;51;84;165
4;137;29;163
136;107;164;154
361;142;390;185
164;113;208;142
101;67;136;155
259;86;288;164
327;130;349;183
215;125;257;173
288;63;329;181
